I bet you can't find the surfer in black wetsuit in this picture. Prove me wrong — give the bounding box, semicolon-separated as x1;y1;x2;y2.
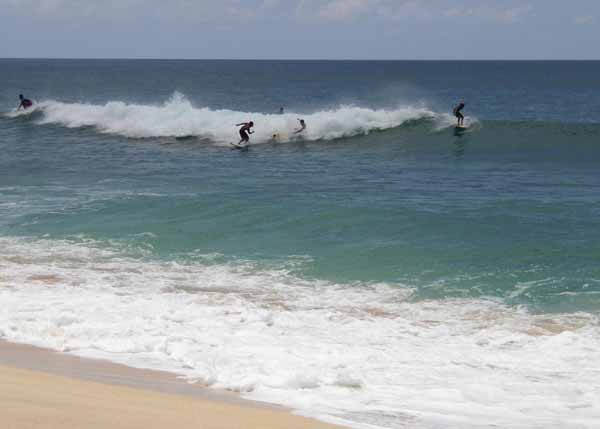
17;94;33;110
294;119;306;134
453;101;465;126
236;121;254;145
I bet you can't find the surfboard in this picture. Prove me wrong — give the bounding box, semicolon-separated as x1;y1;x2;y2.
230;142;249;150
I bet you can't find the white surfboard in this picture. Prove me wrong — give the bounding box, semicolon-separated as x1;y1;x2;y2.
230;142;249;150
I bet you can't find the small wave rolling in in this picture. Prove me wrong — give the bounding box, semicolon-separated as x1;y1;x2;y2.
1;59;600;428
1;236;598;429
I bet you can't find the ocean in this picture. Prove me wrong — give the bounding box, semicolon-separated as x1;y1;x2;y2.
1;59;599;428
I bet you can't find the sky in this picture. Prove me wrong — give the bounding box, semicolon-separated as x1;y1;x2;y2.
1;0;599;59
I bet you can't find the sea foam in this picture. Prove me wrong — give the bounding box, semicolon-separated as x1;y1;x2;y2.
30;93;445;143
0;236;599;428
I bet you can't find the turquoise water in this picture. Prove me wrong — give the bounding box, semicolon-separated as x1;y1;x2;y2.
2;60;600;312
1;60;600;428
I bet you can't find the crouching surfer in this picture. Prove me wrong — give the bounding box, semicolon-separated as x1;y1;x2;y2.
236;121;254;146
17;94;33;110
453;101;465;127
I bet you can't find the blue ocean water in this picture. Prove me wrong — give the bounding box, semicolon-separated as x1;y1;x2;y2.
1;60;600;428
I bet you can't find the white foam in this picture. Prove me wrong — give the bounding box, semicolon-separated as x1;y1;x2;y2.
31;93;439;143
0;236;599;428
4;104;40;118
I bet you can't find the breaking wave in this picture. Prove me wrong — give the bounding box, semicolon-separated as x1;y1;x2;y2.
0;236;599;428
10;93;454;143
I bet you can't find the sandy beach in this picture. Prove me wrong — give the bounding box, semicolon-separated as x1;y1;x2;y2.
0;341;341;429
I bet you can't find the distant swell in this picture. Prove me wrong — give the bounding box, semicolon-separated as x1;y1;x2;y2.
22;93;451;143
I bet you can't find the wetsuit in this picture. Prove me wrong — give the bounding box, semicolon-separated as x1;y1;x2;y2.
239;127;250;142
453;103;465;120
20;98;33;109
294;121;306;134
237;122;254;143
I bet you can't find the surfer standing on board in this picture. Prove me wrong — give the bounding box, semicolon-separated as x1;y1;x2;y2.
236;121;254;145
17;94;33;110
453;101;465;126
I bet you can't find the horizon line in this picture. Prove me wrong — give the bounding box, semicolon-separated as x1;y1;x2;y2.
1;57;600;62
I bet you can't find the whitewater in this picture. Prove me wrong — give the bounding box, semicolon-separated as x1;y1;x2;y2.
1;236;599;429
6;93;452;143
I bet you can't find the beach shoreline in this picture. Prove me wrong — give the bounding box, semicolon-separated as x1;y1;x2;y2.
0;340;342;429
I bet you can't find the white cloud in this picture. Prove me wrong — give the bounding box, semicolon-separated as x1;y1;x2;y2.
444;7;476;18
441;3;533;23
378;1;432;20
317;0;375;21
2;0;279;22
0;0;547;26
335;1;536;24
495;4;532;23
14;0;145;14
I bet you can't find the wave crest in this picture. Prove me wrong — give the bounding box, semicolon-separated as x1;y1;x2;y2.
31;93;443;143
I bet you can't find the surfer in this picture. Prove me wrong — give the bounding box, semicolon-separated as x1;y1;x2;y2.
236;121;254;145
17;94;33;110
294;119;306;134
453;101;465;126
278;107;284;115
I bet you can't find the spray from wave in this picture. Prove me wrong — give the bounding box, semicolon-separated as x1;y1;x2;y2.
3;104;40;118
21;93;451;143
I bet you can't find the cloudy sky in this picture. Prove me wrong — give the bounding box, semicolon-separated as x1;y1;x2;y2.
1;0;598;59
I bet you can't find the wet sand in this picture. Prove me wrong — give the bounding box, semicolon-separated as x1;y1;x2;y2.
0;341;341;429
